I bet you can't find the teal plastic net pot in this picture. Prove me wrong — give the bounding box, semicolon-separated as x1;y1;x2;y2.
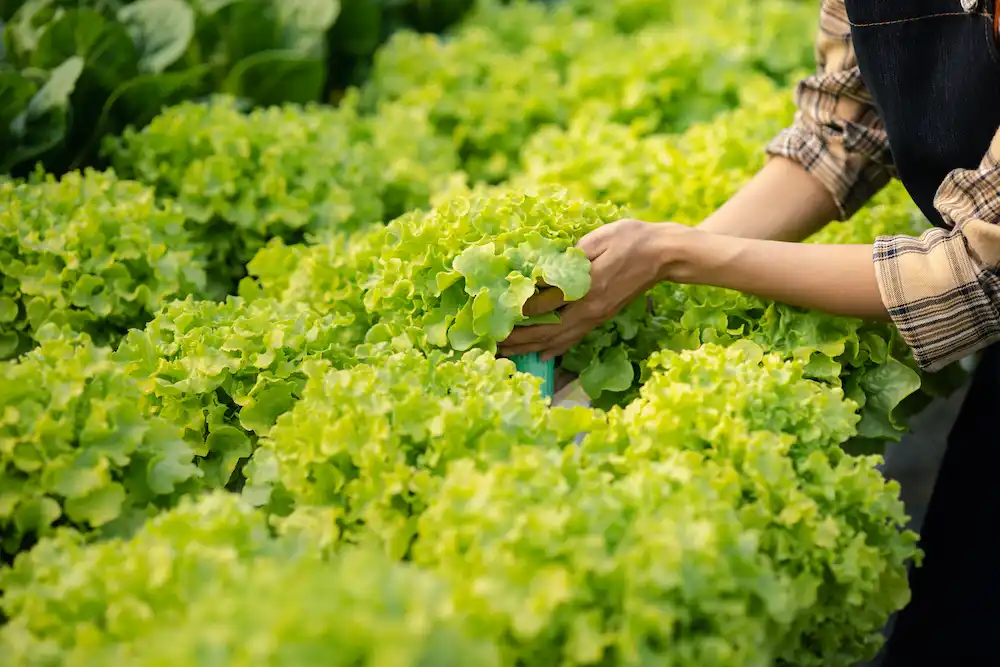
511;352;555;399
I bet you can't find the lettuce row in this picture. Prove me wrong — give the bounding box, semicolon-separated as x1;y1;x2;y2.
513;76;796;221
512;107;665;210
0;344;916;667
364;25;571;183
559;0;815;46
409;344;916;667
0;492;497;667
247;349;598;559
104;93;459;295
237;226;384;339
559;0;820;75
103;96;380;295
113;296;360;490
414;446;786;667
638;78;801;222
363;0;816;183
558;26;751;135
352;99;468;221
0;327;199;557
558;0;682;34
235;177;953;445
584;344;919;666
0;169;206;358
640;285;930;445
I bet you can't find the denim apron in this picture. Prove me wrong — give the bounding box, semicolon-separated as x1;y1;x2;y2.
844;0;1000;662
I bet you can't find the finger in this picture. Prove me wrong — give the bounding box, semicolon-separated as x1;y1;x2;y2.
504;296;597;346
500;312;585;355
522;287;566;317
501;322;565;347
533;321;592;361
534;300;605;360
541;344;574;362
538;326;590;361
500;327;578;356
503;323;586;360
504;306;594;359
576;219;627;259
498;341;548;357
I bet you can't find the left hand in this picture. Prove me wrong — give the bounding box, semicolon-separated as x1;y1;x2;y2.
498;219;693;361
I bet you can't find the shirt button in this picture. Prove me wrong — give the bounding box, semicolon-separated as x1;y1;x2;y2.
961;0;978;11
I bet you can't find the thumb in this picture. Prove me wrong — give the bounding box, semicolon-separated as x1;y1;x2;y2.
576;220;623;260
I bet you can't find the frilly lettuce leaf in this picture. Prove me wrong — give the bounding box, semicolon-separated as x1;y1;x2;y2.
0;492;498;667
0;169;206;358
0;326;200;557
363;188;622;354
248;348;600;559
114;296;360;489
587;343;918;666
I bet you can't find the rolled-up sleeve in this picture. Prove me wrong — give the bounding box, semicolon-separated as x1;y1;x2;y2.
874;130;1000;372
766;0;894;219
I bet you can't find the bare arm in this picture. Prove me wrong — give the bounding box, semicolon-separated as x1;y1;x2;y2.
673;230;890;322
499;217;889;362
669;154;884;320
696;156;841;242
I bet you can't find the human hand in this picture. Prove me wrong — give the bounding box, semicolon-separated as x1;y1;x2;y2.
498;219;696;361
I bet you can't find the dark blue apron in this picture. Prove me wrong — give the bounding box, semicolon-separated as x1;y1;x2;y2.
844;0;1000;662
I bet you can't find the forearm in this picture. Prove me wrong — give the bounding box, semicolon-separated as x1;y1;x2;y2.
666;229;890;321
697;157;841;242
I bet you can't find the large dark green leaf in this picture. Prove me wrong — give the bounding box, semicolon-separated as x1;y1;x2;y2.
3;0;62;67
31;9;137;90
102;65;208;125
221;49;324;105
117;0;195;74
0;68;35;167
328;0;381;56
3;54;80;171
0;67;35;126
276;0;339;57
195;0;281;70
11;54;79;129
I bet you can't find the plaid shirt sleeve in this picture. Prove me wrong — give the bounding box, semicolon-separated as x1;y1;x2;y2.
766;0;894;219
768;0;1000;371
875;131;1000;372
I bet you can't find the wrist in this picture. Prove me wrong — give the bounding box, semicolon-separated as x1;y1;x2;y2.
650;224;737;284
